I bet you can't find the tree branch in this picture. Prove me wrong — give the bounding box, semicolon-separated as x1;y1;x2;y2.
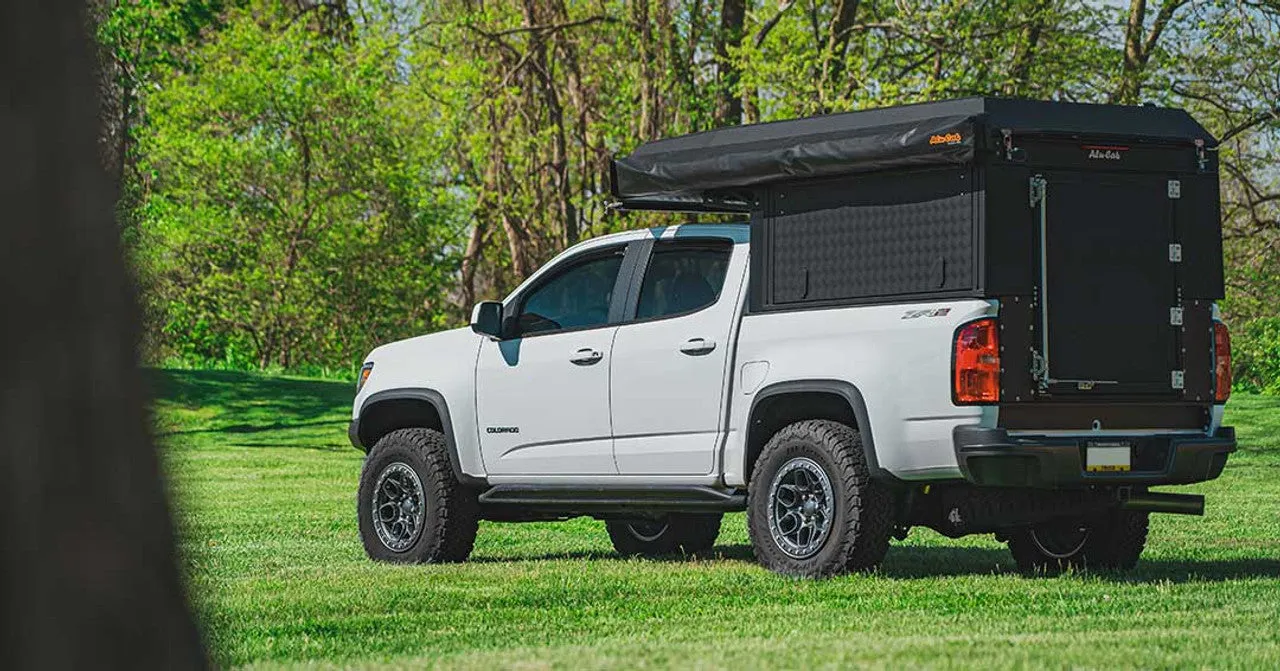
1220;104;1280;143
753;0;794;48
486;15;613;38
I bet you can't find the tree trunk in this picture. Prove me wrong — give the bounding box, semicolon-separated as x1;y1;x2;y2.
460;217;488;308
635;0;660;140
0;2;207;669
1116;0;1183;104
714;0;746;126
821;0;860;110
521;0;578;247
1003;0;1047;96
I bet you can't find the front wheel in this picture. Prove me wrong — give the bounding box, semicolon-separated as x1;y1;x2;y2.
1005;509;1149;575
357;428;479;563
747;420;893;578
606;514;722;557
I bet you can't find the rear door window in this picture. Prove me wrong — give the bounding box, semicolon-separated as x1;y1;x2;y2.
634;241;732;320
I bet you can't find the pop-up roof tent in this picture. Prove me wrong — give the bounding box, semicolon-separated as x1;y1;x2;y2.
612;97;1214;211
612;97;1226;403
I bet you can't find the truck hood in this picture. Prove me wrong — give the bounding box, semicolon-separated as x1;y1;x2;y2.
365;325;477;364
356;326;483;415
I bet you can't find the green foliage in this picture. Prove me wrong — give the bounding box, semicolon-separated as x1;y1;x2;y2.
106;1;1280;389
157;368;1280;667
135;11;463;369
1233;317;1280;395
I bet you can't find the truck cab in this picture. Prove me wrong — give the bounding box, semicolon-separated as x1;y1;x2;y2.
350;97;1235;578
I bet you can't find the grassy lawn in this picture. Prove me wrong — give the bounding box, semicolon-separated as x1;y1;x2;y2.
157;369;1280;669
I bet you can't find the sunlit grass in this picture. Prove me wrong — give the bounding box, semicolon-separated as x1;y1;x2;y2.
155;369;1280;669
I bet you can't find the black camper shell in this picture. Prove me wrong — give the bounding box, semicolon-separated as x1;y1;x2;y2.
612;97;1225;419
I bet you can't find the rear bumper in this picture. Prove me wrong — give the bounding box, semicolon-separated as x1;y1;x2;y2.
953;425;1235;488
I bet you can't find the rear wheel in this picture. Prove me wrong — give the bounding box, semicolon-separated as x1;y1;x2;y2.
606;514;722;557
747;420;893;578
1006;509;1149;574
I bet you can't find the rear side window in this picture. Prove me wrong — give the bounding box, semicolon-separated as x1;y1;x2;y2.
517;251;624;336
635;241;732;320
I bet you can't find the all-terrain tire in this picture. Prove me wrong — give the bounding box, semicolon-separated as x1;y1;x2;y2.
358;428;480;563
1084;509;1150;570
606;514;723;557
747;420;893;578
1006;509;1149;575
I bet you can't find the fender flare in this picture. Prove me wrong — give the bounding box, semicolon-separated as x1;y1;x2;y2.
748;379;893;481
353;388;486;488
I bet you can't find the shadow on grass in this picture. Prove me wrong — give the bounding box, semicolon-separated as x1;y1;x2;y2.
150;368;352;439
163;419;349;437
470;544;1280;583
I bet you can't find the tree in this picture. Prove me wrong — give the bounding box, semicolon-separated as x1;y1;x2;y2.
136;11;461;369
91;0;228;196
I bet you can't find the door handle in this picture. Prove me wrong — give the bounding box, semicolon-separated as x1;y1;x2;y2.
679;337;717;356
570;348;604;365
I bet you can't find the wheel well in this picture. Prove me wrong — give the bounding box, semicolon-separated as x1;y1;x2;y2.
744;391;859;483
357;398;443;451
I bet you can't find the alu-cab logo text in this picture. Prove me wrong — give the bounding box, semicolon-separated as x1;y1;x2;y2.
1085;146;1126;160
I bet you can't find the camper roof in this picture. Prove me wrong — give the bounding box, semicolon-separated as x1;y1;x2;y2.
611;97;1214;212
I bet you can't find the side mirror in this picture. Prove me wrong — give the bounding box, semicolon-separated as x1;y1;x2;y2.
470;301;504;339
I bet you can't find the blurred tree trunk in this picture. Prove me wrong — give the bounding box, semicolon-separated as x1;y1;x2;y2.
0;2;206;669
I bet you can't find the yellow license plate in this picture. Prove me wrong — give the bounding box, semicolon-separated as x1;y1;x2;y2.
1086;444;1131;472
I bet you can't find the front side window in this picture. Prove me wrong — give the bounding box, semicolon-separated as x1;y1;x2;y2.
516;250;624;336
635;241;732;320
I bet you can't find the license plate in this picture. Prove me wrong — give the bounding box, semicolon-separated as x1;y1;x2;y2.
1086;443;1131;473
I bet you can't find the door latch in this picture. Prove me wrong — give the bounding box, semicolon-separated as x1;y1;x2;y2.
1029;175;1047;207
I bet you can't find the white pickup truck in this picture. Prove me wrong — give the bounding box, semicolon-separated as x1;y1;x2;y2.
349;98;1237;577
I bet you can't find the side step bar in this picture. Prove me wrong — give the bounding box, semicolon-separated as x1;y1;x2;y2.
478;484;747;514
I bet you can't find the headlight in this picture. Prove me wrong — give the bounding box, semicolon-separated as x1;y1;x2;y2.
356;362;374;392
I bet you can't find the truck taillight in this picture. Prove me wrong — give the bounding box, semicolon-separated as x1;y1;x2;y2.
953;318;1000;405
1214;322;1231;403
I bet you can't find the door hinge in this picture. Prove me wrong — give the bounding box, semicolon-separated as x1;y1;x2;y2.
1171;370;1185;390
1168;179;1182;199
1029;175;1047;207
1170;307;1184;326
1169;243;1183;262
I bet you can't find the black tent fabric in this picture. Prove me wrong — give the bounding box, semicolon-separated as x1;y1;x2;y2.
612;97;1215;209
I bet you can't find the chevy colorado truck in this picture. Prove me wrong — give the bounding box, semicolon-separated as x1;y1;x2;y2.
349;98;1236;577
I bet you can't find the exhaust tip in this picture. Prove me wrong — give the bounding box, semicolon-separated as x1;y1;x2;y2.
1121;492;1205;516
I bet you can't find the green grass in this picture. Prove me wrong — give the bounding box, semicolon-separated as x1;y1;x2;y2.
156;369;1280;669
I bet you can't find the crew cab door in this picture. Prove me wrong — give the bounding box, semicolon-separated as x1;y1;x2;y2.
610;238;746;474
475;243;634;475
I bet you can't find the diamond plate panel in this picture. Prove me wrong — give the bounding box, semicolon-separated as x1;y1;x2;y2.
770;193;974;303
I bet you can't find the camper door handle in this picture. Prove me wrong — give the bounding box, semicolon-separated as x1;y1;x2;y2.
570;348;603;365
680;338;717;356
